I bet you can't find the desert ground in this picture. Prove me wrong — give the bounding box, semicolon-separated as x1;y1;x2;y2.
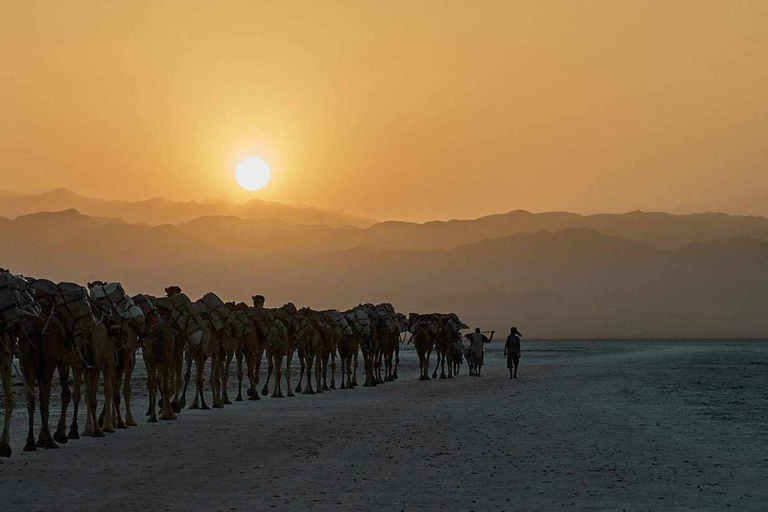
1;340;766;511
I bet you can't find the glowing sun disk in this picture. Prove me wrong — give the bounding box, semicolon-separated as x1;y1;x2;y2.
236;157;271;191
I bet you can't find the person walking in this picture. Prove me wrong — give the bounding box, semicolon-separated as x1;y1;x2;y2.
465;327;492;377
504;327;522;379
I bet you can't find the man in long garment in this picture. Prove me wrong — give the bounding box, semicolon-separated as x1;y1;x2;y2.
465;327;490;377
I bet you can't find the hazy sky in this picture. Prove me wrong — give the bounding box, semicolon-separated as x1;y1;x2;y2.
2;1;767;222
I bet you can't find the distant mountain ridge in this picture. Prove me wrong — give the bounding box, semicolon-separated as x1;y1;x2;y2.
0;188;376;228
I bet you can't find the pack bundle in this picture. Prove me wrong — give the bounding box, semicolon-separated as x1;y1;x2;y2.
194;292;231;333
437;313;468;332
132;294;161;325
34;281;96;338
298;308;333;340
345;308;371;335
247;307;275;338
323;310;353;336
154;292;205;338
273;303;300;333
0;271;41;333
374;303;400;332
227;304;254;338
89;282;143;321
408;313;441;335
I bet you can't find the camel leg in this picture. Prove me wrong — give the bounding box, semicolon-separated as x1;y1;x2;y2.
68;365;82;439
172;345;184;411
295;351;305;394
432;352;440;379
329;350;337;390
251;349;263;400
221;350;234;405
262;355;273;397
425;349;432;380
417;350;425;380
0;336;13;458
378;350;385;384
362;353;370;387
304;354;315;395
23;366;37;452
305;355;315;394
197;356;210;410
271;355;283;398
351;351;359;388
210;351;224;409
102;365;116;433
183;350;195;409
393;343;400;380
315;355;323;394
235;349;244;401
339;353;347;389
86;372;105;437
440;352;447;379
159;366;176;420
36;373;58;449
147;361;158;423
54;362;70;444
246;352;259;401
285;352;295;397
110;365;128;429
123;352;137;426
322;353;330;391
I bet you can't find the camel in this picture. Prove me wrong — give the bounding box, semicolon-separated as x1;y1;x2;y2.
223;303;259;402
293;308;327;395
16;313;70;452
354;305;381;387
156;287;221;410
427;313;467;380
259;303;298;398
431;327;453;380
408;313;436;381
340;309;369;389
26;279;115;439
181;325;220;409
142;322;179;421
218;329;239;405
89;281;148;429
320;310;352;390
90;296;145;430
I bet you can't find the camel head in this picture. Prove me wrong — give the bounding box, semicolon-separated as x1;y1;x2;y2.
252;295;265;308
165;285;182;297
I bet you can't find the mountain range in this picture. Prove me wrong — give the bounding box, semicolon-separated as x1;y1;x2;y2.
2;194;767;338
0;188;375;228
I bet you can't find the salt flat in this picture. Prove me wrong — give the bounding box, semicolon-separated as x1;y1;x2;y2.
2;341;767;511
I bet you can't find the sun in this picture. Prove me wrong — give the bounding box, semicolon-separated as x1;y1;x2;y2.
235;157;271;191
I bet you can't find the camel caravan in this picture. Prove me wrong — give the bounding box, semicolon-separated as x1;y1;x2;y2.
0;268;470;458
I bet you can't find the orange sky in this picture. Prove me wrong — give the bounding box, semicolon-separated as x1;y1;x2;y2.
2;1;767;222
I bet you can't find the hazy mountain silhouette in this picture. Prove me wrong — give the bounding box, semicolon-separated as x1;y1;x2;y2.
2;209;767;338
0;188;375;228
366;210;768;250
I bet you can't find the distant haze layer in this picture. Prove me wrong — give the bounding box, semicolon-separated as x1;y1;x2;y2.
3;199;768;338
